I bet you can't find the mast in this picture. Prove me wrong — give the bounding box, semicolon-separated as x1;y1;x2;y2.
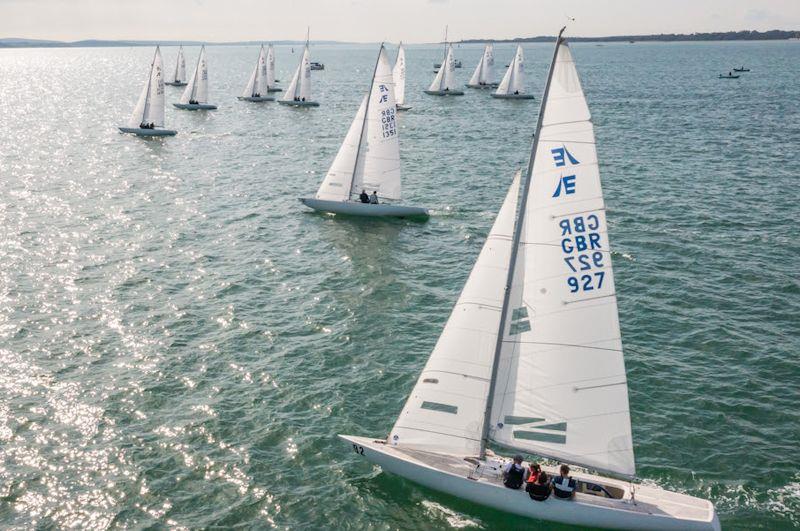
479;27;567;459
346;44;384;200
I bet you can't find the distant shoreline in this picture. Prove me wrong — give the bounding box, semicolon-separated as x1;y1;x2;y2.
1;30;798;49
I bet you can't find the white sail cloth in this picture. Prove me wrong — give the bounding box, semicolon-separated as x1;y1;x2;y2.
496;45;525;95
266;44;277;88
389;173;521;457
173;46;187;83
282;46;312;101
242;46;267;97
429;44;457;92
316;46;400;201
488;42;635;477
468;43;494;86
392;43;407;106
180;46;209;104
128;47;166;128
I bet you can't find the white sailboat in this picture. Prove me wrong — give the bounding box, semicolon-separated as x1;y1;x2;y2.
466;43;498;89
119;47;176;137
165;45;187;86
174;45;217;110
493;44;534;99
266;44;282;92
425;43;464;96
392;42;410;111
340;29;719;530
300;45;427;219
278;33;318;107
238;45;274;102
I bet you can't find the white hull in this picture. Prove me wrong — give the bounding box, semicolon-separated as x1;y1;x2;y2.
491;93;535;100
118;127;177;137
237;96;275;102
339;436;719;531
173;103;218;110
278;100;320;107
300;198;428;219
424;89;464;96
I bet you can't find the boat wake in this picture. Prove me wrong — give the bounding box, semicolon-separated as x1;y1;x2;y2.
420;501;484;529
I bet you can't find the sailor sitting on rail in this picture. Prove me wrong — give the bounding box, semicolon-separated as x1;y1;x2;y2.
503;455;526;489
552;464;577;499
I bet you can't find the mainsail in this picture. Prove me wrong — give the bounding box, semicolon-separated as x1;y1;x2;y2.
266;44;277;88
389;172;521;457
180;45;209;104
428;44;457;92
392;43;407;106
282;46;312;101
389;31;635;478
173;45;187;83
128;47;166;128
242;46;267;98
315;46;400;201
468;43;494;86
496;45;525;95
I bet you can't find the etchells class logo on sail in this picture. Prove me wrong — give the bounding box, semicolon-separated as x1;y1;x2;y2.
498;416;567;445
551;145;580;197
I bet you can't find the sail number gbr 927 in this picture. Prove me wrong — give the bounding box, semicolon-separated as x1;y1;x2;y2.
559;214;605;293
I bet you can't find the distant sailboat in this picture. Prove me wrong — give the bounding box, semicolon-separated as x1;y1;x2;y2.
425;26;464;96
279;33;319;107
392;42;410;111
492;45;534;99
238;45;275;102
174;45;218;110
119;47;176;137
266;44;282;92
466;43;498;89
165;45;187;86
300;45;428;219
340;28;720;531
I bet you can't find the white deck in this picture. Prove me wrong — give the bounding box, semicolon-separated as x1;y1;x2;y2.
340;435;719;531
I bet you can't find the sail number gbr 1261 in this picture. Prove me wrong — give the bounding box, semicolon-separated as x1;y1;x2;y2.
559;214;605;294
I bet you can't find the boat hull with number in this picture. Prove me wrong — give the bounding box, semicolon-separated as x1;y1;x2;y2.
299;198;428;219
340;435;719;531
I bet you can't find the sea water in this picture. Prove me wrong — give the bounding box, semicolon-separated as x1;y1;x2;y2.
0;40;798;529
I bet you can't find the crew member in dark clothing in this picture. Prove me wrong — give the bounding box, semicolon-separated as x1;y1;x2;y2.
552;464;577;499
527;471;551;501
503;455;526;489
359;190;370;203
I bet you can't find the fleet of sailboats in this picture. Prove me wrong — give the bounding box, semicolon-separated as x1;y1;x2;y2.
340;28;719;530
174;45;217;110
238;45;275;102
119;46;177;137
300;45;428;219
493;44;535;99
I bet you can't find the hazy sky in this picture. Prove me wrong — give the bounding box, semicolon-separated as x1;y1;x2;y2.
2;0;798;43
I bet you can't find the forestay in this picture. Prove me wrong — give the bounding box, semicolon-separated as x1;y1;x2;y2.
496;45;525;95
469;43;495;85
429;44;457;92
181;45;209;104
282;46;312;101
488;42;635;477
173;46;187;83
392;43;407;106
241;46;267;98
315;46;400;201
389;173;520;456
128;47;166;128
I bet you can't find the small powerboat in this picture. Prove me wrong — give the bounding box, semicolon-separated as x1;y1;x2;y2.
719;74;740;79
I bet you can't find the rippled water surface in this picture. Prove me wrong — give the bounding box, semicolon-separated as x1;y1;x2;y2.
0;40;798;530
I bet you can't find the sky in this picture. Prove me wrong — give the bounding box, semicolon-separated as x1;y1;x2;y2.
1;0;799;43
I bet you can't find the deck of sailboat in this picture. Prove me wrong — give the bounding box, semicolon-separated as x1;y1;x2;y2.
341;435;719;530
